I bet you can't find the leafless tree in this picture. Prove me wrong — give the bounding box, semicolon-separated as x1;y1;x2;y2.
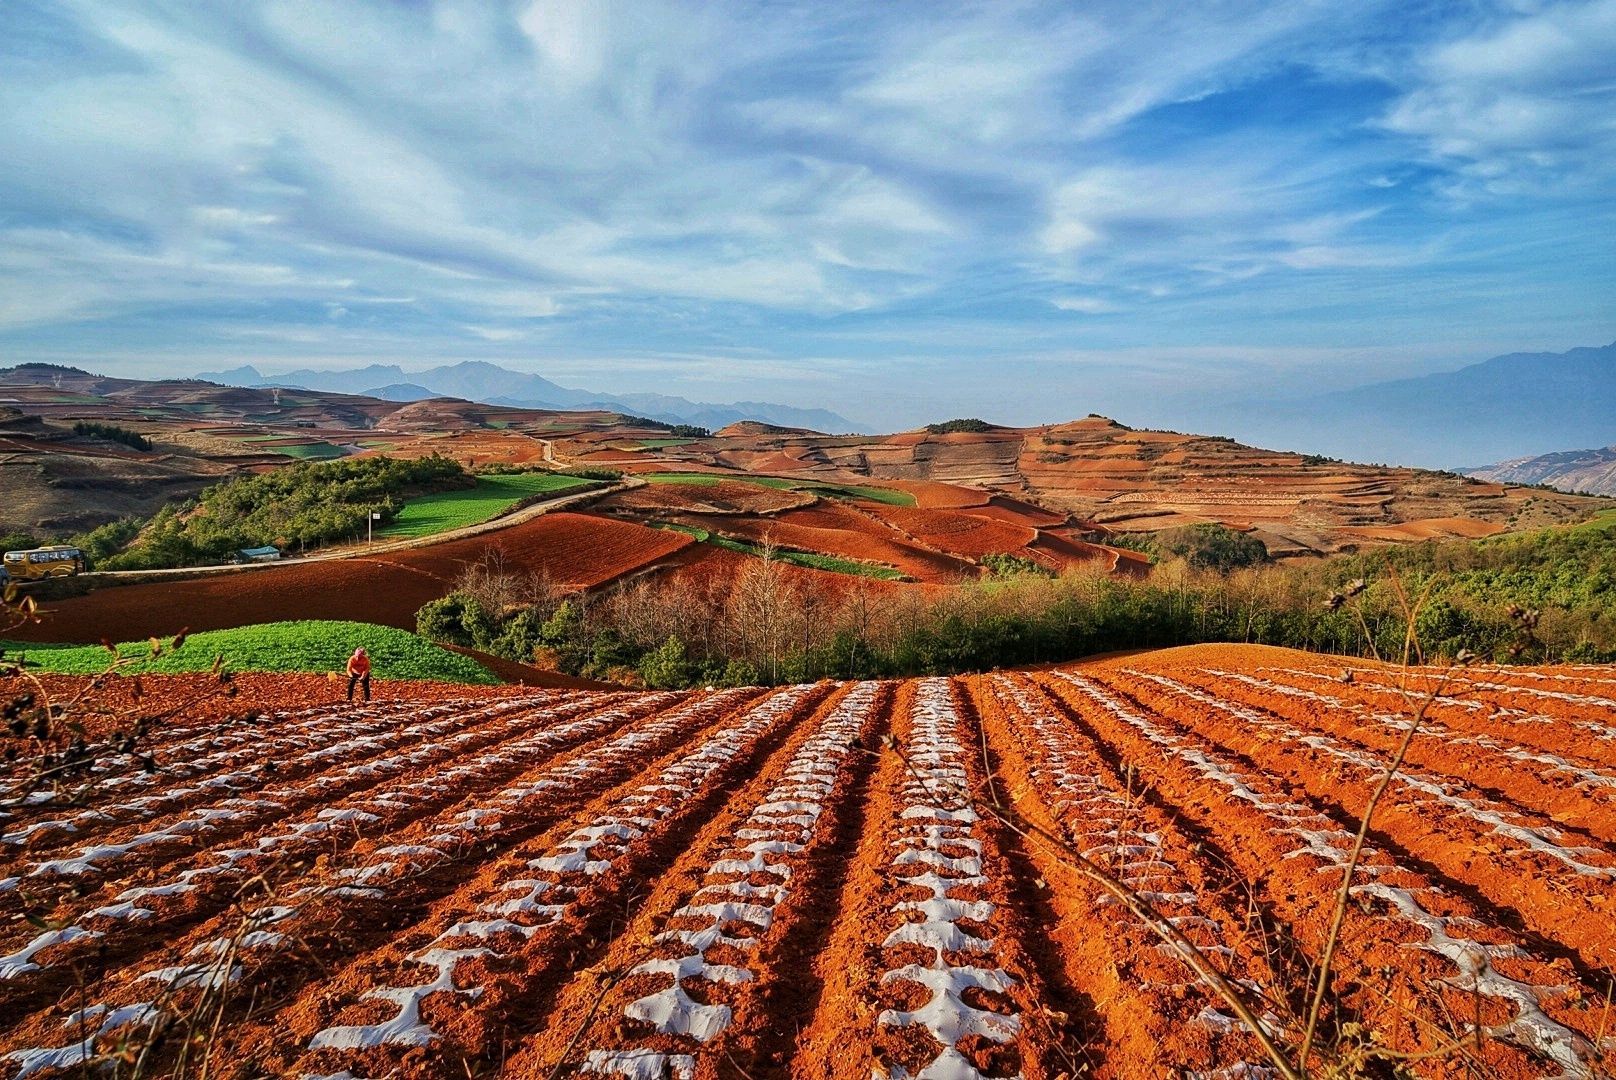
728;536;793;682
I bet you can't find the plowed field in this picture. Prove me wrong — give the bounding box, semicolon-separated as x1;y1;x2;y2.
2;645;1613;1078
9;514;692;645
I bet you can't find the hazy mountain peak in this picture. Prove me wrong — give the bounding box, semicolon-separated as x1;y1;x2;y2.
193;360;863;433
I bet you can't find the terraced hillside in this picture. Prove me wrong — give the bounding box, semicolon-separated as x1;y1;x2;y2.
626;417;1610;556
2;646;1613;1078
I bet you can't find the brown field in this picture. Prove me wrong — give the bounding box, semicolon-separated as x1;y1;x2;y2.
596;481;813;516
2;645;1612;1078
653;542;917;603
861;502;1038;555
1338;516;1511;541
685;505;978;583
7;514;693;644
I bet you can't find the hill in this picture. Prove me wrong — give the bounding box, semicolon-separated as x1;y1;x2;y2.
1225;340;1616;469
4;364;1608;561
632;415;1609;557
0;399;254;535
1466;444;1616;496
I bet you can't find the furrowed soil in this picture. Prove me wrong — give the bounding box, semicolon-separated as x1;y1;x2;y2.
1;644;1612;1079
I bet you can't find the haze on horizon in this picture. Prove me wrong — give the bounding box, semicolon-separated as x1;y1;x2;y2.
1;0;1613;434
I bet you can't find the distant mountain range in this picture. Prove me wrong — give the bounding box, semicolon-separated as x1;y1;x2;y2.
194;361;862;434
1222;341;1616;469
1465;445;1616;496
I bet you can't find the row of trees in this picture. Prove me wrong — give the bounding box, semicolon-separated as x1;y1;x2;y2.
418;516;1612;688
73;421;153;451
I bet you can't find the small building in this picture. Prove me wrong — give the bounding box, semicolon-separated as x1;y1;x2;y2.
232;546;282;564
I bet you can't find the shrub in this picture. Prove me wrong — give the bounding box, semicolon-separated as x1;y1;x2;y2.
0;531;40;554
1155;524;1270;574
639;635;694;688
982;553;1055;579
73;421;152;451
416;593;478;647
924;418;993;434
71;518;144;567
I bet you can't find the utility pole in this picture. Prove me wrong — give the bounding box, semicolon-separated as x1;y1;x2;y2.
368;510;381;545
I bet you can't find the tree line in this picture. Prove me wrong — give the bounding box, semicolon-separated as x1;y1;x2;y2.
73;421;152;451
416;513;1614;688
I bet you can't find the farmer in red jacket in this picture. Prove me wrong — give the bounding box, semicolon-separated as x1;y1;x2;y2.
346;646;372;702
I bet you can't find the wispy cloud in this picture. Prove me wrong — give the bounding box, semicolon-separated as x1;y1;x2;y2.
1380;0;1616;194
0;0;1610;426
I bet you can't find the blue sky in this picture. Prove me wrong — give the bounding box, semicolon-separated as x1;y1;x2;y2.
1;0;1612;431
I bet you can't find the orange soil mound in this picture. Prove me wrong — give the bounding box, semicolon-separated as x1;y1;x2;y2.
1025;531;1147;577
1339;516;1510;541
961;494;1068;527
2;647;1609;1078
11;513;691;644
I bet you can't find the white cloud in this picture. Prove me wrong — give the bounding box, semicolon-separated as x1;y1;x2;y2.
1051;296;1117;314
1381;0;1616;190
463;325;525;341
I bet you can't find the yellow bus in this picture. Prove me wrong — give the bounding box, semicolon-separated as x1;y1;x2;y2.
2;545;87;581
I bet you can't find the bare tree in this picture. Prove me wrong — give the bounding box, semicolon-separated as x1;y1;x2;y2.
454;547;529;618
728;535;792;682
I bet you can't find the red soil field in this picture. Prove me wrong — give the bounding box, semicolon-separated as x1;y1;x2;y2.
861;502;1038;555
964;494;1069;528
9;514;692;645
654;544;914;601
597;480;812;516
1339;516;1511;541
1;645;1612;1078
1025;531;1149;577
879;479;996;508
690;503;979;583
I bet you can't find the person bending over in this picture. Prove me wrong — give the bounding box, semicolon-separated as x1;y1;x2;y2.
346;646;372;702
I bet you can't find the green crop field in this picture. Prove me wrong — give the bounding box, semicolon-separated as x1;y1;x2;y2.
796;482;914;506
656;523;904;580
643;471;914;506
270;442;347;460
1;620;498;683
1565;509;1616;536
376;473;593;538
637;438;695;448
